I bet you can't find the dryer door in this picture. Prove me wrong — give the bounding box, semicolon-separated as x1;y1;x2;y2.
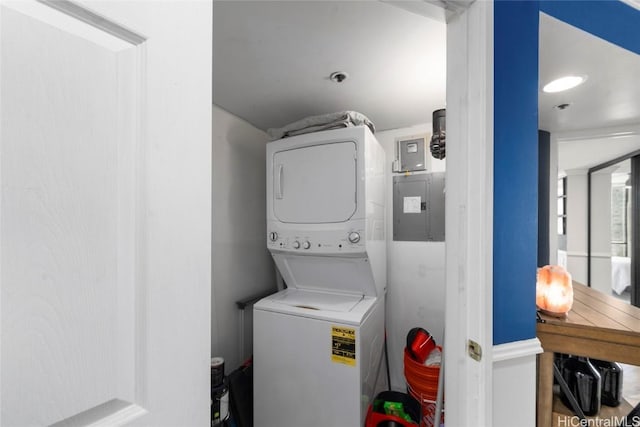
273;141;357;223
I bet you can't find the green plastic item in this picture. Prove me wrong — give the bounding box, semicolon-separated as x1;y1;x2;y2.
383;401;413;422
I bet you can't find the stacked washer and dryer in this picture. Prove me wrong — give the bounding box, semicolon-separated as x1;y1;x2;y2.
253;125;387;427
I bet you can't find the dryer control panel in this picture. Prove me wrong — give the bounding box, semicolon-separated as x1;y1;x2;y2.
267;229;365;254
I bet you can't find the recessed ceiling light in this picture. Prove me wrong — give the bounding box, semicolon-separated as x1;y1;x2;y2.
543;75;586;93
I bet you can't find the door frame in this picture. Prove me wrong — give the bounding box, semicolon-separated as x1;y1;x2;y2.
586;149;640;306
444;2;494;426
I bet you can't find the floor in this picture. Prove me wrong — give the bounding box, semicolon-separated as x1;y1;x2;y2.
551;362;640;427
622;363;640;408
608;289;639;407
613;288;632;304
551;289;640;425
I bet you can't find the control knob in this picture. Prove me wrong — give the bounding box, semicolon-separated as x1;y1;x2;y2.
269;232;278;242
303;241;311;250
348;232;361;244
292;241;301;249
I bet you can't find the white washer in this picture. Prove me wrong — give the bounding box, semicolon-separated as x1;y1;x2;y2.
254;126;386;427
254;290;384;427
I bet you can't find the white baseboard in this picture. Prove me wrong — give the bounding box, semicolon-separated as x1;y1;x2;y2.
493;337;543;362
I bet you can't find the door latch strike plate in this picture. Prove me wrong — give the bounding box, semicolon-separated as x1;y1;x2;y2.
468;339;482;361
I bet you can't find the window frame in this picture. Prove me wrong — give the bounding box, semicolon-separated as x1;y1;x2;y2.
558;176;567;236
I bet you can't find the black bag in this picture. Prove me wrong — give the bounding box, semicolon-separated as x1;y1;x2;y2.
228;361;253;427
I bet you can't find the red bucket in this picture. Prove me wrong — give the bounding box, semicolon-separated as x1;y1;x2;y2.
403;347;443;427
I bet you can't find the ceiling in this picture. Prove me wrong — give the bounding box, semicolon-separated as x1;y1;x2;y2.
213;1;640;160
539;12;640;171
539;13;640;134
213;1;446;132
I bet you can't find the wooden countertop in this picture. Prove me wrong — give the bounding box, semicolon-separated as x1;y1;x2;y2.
537;281;640;365
537;281;640;427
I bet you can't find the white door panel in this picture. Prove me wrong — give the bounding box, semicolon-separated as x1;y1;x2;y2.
1;1;211;426
1;4;138;426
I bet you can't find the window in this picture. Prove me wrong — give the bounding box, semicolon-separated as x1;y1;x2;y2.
557;177;567;236
611;174;630;257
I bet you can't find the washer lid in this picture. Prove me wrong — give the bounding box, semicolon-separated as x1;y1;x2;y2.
270;288;363;313
254;289;380;326
271;253;378;297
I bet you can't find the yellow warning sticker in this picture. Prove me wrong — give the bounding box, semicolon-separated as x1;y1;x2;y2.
331;326;356;366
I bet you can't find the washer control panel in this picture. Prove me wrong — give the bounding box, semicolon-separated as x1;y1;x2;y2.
267;229;366;254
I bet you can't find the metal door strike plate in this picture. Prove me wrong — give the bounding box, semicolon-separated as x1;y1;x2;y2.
468;339;482;361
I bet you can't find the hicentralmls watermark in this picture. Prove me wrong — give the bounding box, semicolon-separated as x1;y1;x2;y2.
557;416;640;427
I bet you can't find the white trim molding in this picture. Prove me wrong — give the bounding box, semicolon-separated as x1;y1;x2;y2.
590;252;613;259
556;123;640;143
564;168;589;176
566;251;611;259
566;251;587;257
493;338;543;363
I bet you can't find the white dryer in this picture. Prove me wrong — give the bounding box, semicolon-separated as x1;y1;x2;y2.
254;126;386;427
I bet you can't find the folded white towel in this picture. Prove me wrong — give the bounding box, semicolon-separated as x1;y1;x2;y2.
267;111;376;140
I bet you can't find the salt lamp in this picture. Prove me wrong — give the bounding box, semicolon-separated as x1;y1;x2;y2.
536;265;573;317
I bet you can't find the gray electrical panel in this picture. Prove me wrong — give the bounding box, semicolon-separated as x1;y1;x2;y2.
393;173;445;242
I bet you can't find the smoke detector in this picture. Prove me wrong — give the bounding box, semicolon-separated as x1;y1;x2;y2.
329;71;349;83
554;103;571;110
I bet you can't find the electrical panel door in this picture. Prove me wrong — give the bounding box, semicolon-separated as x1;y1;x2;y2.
393;173;445;242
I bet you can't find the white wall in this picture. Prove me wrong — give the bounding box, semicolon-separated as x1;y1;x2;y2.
548;134;559;264
375;124;446;391
565;169;589;283
212;105;276;371
591;171;613;293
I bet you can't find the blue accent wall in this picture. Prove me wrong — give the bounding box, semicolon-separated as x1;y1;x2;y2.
493;0;640;345
493;0;540;345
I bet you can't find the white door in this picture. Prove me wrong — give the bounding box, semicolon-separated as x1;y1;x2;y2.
273;142;357;223
0;1;211;426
